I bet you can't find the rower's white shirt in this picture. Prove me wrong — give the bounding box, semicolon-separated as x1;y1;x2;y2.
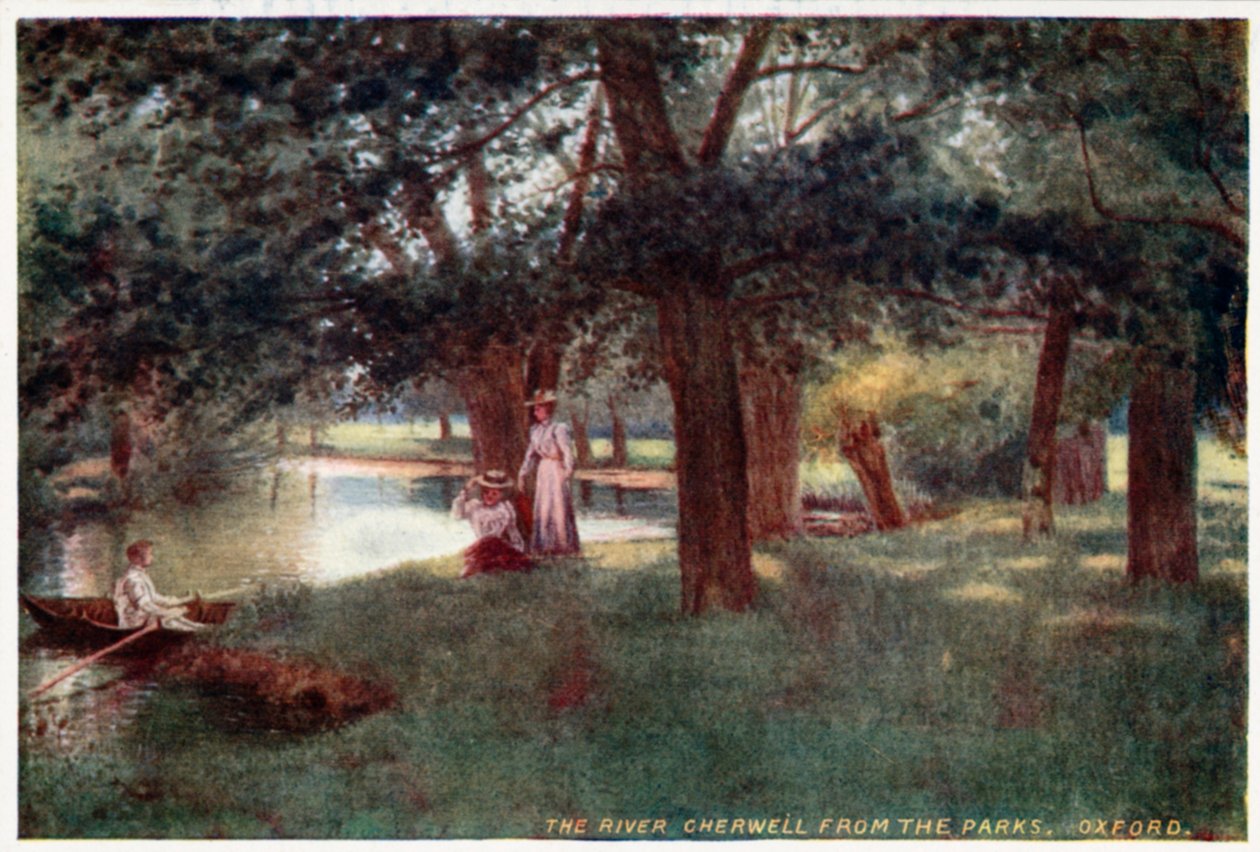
113;566;183;628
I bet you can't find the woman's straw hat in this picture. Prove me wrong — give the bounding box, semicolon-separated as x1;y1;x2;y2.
473;470;513;490
524;389;558;408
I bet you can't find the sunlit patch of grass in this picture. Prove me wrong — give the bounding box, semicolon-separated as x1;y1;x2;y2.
752;553;788;581
1041;607;1180;636
1079;554;1125;573
945;582;1023;604
1001;556;1050;572
584;540;675;571
1212;558;1248;576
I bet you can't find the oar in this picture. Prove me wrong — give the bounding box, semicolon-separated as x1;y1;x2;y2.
29;621;160;698
197;583;255;602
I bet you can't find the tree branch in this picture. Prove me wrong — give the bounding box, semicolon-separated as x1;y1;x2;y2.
422;70;600;166
1075;114;1246;251
732;288;816;310
609;276;660;299
885;288;1047;320
723;249;800;283
1182;51;1246;217
698;20;776;166
557;89;606;264
756;60;868;79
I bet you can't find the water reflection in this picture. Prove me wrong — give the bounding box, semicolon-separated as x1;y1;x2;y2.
22;459;676;599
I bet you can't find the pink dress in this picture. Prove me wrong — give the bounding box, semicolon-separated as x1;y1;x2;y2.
518;420;581;555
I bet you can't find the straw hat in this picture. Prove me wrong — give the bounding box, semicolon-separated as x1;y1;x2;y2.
472;470;513;490
524;389;558;408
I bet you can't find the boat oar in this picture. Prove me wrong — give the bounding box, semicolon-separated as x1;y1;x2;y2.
197;583;255;602
29;622;160;699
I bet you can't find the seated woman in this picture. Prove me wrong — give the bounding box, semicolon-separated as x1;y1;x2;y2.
451;470;533;578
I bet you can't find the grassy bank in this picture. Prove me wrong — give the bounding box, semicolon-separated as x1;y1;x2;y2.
20;485;1246;839
313;420;677;470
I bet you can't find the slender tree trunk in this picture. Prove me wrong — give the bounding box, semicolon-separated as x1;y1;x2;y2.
1127;359;1198;583
275;422;288;454
458;343;528;475
839;415;905;531
571;402;593;469
608;394;628;468
309;425;319;452
110;410;132;482
1022;302;1074;539
1054;421;1106;505
740;361;803;540
658;286;756;614
438;410;452;442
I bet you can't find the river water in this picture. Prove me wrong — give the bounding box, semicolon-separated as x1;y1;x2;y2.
23;458;676;599
19;458;676;750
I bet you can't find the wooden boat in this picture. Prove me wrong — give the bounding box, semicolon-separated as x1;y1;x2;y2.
19;594;234;656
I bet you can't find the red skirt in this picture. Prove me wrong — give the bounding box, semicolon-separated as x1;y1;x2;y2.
462;536;534;578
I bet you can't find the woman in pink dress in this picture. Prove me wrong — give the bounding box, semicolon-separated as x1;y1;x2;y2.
517;390;581;556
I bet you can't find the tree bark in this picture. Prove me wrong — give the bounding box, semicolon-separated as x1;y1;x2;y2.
1127;359;1198;584
438;410;452;442
1022;301;1074;539
571;402;593;469
458;343;528;475
659;286;757;614
839;415;905;531
1054;421;1106;505
526;341;562;397
608;394;628;468
110;410;132;482
740;360;803;540
597;20;771;614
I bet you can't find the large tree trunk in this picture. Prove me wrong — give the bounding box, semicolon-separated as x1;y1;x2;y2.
659;286;756;614
839;415;905;531
608;394;628;468
1022;302;1074;539
597;20;770;614
740;361;803;541
1054;421;1107;505
458;344;528;475
1127;359;1198;584
526;341;562;397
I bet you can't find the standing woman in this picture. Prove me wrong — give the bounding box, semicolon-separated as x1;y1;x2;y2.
517;390;581;555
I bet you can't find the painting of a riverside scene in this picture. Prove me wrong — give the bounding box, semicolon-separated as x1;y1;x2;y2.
14;12;1247;842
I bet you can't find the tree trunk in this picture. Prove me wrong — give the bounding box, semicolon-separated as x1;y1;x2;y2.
740;361;803;541
458;343;528;475
1022;302;1074;539
275;422;288;454
658;286;756;614
571;402;593;469
438;410;452;442
1127;359;1198;584
839;415;905;531
1054;421;1106;505
608;395;628;468
109;410;132;482
526;341;562;397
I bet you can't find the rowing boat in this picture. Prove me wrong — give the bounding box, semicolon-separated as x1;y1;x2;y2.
19;594;234;655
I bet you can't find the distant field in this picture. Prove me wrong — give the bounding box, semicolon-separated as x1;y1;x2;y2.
314;423;1246;500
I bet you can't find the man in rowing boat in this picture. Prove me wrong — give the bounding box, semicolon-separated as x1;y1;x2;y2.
112;539;206;632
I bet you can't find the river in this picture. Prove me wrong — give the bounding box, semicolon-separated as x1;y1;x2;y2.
23;457;677;598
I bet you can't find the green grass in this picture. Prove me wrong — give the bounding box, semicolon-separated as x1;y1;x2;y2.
313;421;676;469
20;484;1247;840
